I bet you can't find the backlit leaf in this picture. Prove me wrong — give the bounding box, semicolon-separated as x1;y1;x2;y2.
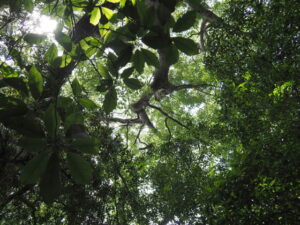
24;33;46;45
28;65;43;99
55;31;72;52
90;7;101;26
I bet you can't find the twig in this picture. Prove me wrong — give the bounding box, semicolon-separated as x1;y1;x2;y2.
165;118;172;141
0;184;33;211
148;104;189;129
134;124;144;144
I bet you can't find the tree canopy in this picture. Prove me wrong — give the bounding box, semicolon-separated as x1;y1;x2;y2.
0;0;299;224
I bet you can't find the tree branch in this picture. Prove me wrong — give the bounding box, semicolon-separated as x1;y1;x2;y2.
0;184;33;211
148;104;189;129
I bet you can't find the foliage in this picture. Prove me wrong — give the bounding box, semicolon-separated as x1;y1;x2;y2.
0;0;299;224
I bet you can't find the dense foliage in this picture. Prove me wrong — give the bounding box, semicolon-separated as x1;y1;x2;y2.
0;0;299;224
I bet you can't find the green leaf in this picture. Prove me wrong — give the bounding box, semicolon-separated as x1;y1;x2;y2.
55;31;72;52
67;152;93;184
121;67;134;79
28;65;43;99
96;79;113;92
1;78;29;96
64;112;84;132
20;152;50;184
45;44;58;65
173;37;199;55
60;54;72;68
102;7;115;20
132;49;145;74
40;153;62;204
71;78;82;97
107;0;120;3
70;137;100;154
19;137;47;153
3;115;45;138
0;96;27;120
142;33;168;49
173;11;197;32
24;33;47;45
90;7;101;26
97;64;110;78
44;104;60;139
120;0;126;7
141;48;159;68
79;98;97;110
103;87;117;114
115;44;133;68
24;0;33;12
136;0;155;27
124;78;143;90
166;45;179;65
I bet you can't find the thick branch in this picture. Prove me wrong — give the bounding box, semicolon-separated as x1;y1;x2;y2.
184;0;223;24
105;117;142;124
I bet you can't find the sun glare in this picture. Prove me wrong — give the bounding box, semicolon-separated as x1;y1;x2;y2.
29;12;57;35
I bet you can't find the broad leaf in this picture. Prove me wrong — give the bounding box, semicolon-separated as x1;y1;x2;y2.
166;45;179;65
79;98;97;110
40;153;62;204
71;78;82;97
121;67;134;79
103;87;117;114
64;112;84;132
141;48;160;68
142;33;168;49
55;31;72;52
90;7;101;26
19;137;47;153
28;65;43;99
124;78;143;90
0;96;27;120
132;49;145;74
173;37;199;55
70;137;100;154
102;7;115;20
67;152;93;184
3;115;45;138
44;104;60;139
173;11;197;32
0;78;29;96
20;152;50;184
97;64;110;78
24;33;46;45
45;44;58;65
96;79;113;92
115;44;133;68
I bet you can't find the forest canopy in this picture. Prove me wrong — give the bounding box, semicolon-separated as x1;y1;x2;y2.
0;0;299;224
